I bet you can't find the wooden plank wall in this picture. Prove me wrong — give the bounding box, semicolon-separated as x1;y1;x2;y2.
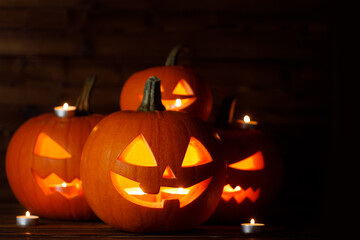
0;0;335;227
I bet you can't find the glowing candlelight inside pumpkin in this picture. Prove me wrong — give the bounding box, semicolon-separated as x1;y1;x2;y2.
54;102;76;118
123;185;192;203
175;98;182;107
125;187;146;195
124;187;156;201
237;115;258;129
16;211;39;226
48;179;83;199
223;184;241;193
241;218;265;234
160;187;190;201
162;187;189;195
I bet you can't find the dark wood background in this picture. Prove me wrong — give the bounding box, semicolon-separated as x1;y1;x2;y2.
0;0;341;233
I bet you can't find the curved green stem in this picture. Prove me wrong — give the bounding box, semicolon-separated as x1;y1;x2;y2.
137;76;166;112
75;74;96;115
165;44;188;66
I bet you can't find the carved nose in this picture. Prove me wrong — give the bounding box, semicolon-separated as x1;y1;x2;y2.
162;165;176;179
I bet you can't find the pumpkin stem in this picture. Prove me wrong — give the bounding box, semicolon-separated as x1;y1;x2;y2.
165;44;188;66
214;96;236;129
75;74;96;115
138;76;166;112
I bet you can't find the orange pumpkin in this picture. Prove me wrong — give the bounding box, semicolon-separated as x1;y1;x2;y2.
81;76;225;232
209;97;283;223
120;45;213;120
6;76;104;220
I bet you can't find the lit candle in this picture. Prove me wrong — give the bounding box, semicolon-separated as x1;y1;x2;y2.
175;98;182;108
16;211;39;226
241;218;265;234
54;102;76;118
237;115;258;129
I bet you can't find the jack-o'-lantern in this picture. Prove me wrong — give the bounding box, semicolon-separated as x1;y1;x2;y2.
6;75;104;220
120;45;213;120
81;76;225;232
208;97;282;223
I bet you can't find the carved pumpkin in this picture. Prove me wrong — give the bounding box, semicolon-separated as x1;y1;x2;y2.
81;76;225;232
6;76;104;220
209;97;282;223
120;45;213;120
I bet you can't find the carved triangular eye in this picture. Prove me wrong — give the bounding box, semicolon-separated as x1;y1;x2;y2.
181;137;212;167
34;133;72;159
172;79;194;96
118;134;157;167
228;151;264;170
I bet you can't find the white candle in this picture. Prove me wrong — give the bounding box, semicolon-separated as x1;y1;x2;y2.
241;218;265;234
16;211;39;226
237;115;258;129
54;102;76;118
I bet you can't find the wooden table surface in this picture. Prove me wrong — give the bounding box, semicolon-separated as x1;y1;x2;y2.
0;202;326;240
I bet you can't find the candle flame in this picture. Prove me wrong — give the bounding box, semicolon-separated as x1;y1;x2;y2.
26;211;30;217
175;98;182;107
250;218;255;224
62;182;67;187
244;115;250;123
63;103;69;110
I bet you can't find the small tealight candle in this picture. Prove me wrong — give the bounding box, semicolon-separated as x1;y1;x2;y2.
241;218;265;234
54;102;76;118
16;211;39;226
237;115;258;129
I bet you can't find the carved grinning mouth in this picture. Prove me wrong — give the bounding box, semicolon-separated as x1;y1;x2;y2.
32;170;83;199
221;184;260;204
161;97;197;110
137;94;196;111
110;171;212;208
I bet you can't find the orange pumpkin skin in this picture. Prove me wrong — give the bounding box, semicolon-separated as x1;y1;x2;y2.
6;76;103;220
6;113;104;220
82;78;224;232
120;46;213;121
